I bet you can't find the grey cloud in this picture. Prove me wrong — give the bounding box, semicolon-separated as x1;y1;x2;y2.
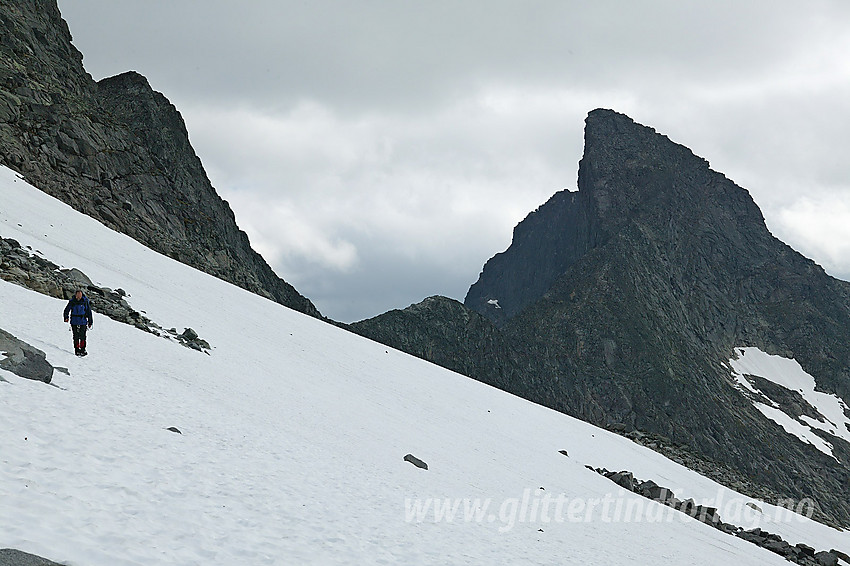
61;1;850;110
56;1;850;321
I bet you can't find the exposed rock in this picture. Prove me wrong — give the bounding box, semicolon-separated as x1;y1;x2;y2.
0;328;54;383
59;268;93;287
797;544;816;557
165;427;182;434
814;551;839;566
181;327;198;341
465;187;598;326
605;470;634;491
403;454;428;470
174;327;210;352
609;424;834;526
1;237;211;353
0;548;65;566
594;466;839;565
0;89;22;123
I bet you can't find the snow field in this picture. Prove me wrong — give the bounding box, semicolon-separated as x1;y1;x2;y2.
2;167;848;564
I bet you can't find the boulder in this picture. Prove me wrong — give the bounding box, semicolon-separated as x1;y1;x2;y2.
403;454;428;470
694;505;719;524
738;529;768;545
0;328;54;383
607;471;635;491
814;551;839;566
796;544;816;557
60;268;93;287
181;327;199;341
0;548;64;566
637;479;658;498
647;485;672;502
763;539;791;556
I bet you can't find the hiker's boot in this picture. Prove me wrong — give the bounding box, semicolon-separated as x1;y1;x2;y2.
80;340;87;356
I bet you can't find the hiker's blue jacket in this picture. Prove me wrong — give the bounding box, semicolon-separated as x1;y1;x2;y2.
64;295;93;327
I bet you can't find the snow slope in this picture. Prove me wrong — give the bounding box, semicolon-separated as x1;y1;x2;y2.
730;347;850;460
1;166;848;565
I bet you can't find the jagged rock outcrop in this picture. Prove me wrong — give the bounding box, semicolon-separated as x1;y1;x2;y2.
1;236;211;353
0;0;319;318
353;109;850;526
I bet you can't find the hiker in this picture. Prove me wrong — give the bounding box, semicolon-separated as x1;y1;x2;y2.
63;289;93;356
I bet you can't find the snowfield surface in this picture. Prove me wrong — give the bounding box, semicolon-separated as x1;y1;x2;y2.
730;347;850;460
1;166;849;565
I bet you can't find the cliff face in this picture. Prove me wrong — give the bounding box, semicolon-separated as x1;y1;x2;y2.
464;188;599;325
354;109;850;526
0;1;319;317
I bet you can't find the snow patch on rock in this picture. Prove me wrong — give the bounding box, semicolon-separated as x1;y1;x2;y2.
729;347;850;460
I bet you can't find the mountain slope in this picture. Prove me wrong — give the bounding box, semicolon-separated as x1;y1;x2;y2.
0;0;319;317
353;109;850;527
351;295;525;396
4;169;850;564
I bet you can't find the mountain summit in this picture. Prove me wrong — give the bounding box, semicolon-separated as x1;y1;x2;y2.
355;109;850;526
466;108;766;325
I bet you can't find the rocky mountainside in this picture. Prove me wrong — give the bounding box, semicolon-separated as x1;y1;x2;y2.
352;295;522;395
354;109;850;526
0;0;319;317
464;187;599;326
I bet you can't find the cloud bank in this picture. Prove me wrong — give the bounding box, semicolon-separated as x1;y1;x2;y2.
59;1;850;321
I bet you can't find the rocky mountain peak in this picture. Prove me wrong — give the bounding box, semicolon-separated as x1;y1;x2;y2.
580;108;765;235
466;108;773;326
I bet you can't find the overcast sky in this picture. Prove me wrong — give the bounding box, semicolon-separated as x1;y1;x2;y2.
57;1;850;322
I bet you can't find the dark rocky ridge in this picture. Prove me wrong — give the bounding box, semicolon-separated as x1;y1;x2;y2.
0;0;319;318
354;109;850;526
